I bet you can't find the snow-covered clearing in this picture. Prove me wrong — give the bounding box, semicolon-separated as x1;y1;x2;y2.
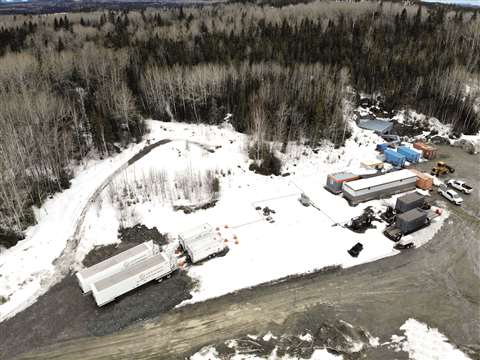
73;120;448;306
0;118;449;322
386;318;472;360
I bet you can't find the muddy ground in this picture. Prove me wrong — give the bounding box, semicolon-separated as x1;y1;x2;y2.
0;225;194;360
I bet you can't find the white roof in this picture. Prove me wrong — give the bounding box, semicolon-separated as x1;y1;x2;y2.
179;224;213;243
79;241;153;279
345;169;416;191
93;252;170;292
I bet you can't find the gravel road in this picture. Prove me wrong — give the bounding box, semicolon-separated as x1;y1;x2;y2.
11;145;480;360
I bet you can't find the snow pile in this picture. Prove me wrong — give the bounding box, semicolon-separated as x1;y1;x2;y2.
389;318;472;360
190;346;343;360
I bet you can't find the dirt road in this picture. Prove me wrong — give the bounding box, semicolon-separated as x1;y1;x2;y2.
14;146;480;360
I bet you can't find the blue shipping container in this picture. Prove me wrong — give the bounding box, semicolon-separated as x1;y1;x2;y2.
397;146;421;163
376;143;390;153
384;148;406;167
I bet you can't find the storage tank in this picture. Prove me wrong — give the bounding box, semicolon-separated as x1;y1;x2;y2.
397;146;421;163
384;148;406;167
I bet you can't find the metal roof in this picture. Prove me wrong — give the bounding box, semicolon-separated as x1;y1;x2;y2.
79;241;153;279
357;119;393;133
345;169;416;191
93;252;169;292
397;192;424;205
397;208;426;222
329;172;358;181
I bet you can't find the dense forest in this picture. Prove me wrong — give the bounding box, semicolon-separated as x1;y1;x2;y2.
0;0;479;237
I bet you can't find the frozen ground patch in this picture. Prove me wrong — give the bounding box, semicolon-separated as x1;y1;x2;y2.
387;318;472;360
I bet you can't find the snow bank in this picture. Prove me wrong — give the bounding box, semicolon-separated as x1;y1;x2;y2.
190;346;343;360
389;318;472;360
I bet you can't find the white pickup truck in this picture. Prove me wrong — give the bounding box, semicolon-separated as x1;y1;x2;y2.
438;184;463;205
447;179;473;194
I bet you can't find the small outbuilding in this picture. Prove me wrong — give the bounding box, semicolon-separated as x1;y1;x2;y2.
342;169;417;205
413;142;438;160
357;118;393;135
408;168;433;190
325;172;360;194
179;224;227;264
396;208;429;234
395;192;426;213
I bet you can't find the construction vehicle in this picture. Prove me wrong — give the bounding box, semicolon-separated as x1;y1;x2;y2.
431;161;455;176
346;207;379;233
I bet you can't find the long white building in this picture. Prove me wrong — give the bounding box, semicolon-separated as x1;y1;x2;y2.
342;169;417;205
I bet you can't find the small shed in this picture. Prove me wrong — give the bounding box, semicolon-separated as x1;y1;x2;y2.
357;118;393;135
408;168;433;190
396;208;428;234
179;224;227;264
325;172;360;194
413;143;438;160
395;192;426;213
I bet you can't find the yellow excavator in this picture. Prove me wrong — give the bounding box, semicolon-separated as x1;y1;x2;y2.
431;161;455;176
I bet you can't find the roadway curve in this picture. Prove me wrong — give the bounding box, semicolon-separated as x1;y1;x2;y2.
15;146;480;360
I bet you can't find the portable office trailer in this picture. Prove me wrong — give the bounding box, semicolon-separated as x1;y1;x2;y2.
324;172;360;194
396;208;429;234
91;253;176;307
413;143;438;160
408;168;433;190
76;241;159;293
395;192;426;213
179;224;227;264
384;148;406;167
342;169;417;205
397;146;421;163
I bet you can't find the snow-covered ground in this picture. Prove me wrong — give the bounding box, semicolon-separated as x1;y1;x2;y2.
0;118;449;322
386;319;472;360
72;120;448;306
0;122;165;322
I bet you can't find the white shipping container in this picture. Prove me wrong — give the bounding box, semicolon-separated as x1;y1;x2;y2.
179;224;227;264
76;240;159;294
343;169;416;197
91;252;177;307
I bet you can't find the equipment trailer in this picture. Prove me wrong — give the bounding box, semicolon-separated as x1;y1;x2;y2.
91;252;177;307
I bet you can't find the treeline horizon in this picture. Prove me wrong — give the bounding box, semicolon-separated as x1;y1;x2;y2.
0;0;479;237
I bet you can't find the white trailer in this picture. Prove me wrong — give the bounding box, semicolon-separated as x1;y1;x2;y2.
343;169;417;205
91;252;177;307
179;224;227;264
76;240;159;294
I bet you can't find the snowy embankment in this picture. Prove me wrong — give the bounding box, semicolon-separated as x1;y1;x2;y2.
386;319;472;360
189;317;472;360
73;120;448;307
0;121;164;322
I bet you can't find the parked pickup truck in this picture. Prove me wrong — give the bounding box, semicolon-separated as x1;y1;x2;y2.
447;179;473;194
438;184;463;205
